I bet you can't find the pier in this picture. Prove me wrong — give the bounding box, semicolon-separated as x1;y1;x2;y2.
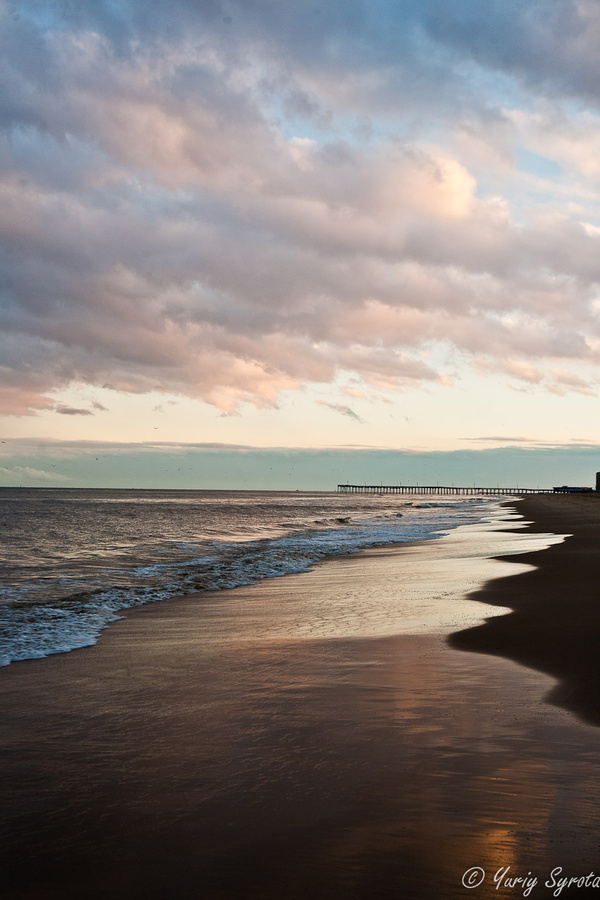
337;484;553;496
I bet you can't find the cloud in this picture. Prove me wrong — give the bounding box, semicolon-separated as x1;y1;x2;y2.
55;405;94;416
422;0;600;108
0;464;68;482
318;401;365;423
463;436;541;444
473;357;597;396
1;0;600;417
0;437;275;458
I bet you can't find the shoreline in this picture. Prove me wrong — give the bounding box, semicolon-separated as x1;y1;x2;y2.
2;497;600;898
0;496;553;671
449;493;600;726
0;492;503;669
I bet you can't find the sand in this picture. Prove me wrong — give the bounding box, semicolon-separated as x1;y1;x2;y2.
451;493;600;726
2;497;600;899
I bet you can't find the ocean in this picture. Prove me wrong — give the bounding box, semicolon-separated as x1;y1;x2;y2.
0;488;510;667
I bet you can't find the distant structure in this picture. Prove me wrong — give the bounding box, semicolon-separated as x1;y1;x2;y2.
339;473;600;496
337;484;550;496
552;473;600;493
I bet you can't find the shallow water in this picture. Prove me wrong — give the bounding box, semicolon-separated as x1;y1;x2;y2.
0;488;506;664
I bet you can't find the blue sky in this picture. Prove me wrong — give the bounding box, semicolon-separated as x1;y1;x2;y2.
1;0;600;488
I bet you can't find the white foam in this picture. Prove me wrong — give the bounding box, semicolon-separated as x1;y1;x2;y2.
0;497;501;666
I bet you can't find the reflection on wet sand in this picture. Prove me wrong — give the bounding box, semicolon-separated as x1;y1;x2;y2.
1;510;599;899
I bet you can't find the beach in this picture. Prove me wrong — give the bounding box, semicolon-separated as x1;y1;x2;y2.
2;496;600;899
451;493;600;726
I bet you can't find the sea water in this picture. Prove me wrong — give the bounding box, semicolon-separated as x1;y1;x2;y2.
0;488;508;666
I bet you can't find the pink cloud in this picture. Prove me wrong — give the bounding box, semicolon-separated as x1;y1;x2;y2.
2;3;600;418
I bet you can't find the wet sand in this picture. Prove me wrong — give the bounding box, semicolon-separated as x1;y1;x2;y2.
2;501;600;899
451;493;600;726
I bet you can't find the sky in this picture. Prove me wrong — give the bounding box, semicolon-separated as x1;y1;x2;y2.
1;0;600;489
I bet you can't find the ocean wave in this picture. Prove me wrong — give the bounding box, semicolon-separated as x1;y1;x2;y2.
0;494;499;666
415;501;481;508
